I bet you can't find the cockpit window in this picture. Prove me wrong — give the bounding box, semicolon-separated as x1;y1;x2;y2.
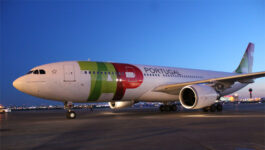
33;70;39;74
27;71;33;74
39;69;46;74
26;69;46;75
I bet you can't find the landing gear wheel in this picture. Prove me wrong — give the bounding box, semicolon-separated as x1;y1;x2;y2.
159;105;165;112
170;105;177;112
210;105;216;112
165;105;170;112
66;111;76;119
203;107;209;112
160;104;178;112
216;103;223;112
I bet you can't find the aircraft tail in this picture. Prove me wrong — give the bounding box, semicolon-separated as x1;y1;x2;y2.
234;43;254;74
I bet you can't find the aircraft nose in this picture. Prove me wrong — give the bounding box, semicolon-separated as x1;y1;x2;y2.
13;77;25;91
13;76;40;97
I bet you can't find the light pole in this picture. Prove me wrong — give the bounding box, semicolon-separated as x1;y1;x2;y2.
249;88;253;99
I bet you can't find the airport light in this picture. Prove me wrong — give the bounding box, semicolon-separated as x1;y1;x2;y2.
248;88;253;99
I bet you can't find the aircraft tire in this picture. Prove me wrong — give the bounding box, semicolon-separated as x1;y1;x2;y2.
66;111;76;119
170;105;177;112
216;103;223;112
203;107;209;112
165;105;170;112
159;105;165;112
210;105;216;112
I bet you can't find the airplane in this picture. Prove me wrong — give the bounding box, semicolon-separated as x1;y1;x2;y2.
13;43;265;119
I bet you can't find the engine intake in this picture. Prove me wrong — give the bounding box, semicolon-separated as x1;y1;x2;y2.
179;84;218;109
108;101;135;109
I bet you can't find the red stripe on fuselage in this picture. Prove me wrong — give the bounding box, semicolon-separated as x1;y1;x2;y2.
112;63;143;100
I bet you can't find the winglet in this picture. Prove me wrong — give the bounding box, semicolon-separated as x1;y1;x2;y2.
235;42;254;74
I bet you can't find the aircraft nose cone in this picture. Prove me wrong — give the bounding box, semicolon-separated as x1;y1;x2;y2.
13;76;39;97
13;77;24;91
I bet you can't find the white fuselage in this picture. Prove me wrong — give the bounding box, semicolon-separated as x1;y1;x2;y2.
13;61;247;103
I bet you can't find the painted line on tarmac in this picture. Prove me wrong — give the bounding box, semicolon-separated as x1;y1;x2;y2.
180;114;264;118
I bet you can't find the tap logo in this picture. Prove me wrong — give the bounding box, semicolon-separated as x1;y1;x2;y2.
112;63;143;100
78;61;143;101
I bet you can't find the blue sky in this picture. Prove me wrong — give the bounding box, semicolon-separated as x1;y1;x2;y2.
1;0;264;106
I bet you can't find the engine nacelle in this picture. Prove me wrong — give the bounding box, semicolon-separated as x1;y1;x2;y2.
108;101;134;109
179;84;218;109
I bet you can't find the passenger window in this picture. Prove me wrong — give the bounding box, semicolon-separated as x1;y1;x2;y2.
33;70;39;74
39;69;46;74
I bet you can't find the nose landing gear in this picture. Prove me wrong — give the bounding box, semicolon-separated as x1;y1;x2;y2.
64;101;76;119
66;110;76;119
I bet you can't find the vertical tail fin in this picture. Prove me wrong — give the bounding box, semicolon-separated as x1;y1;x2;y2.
234;43;254;74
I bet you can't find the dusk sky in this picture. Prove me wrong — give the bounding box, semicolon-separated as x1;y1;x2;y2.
1;0;264;106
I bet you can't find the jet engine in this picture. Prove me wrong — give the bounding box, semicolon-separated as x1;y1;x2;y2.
108;101;135;109
179;84;218;109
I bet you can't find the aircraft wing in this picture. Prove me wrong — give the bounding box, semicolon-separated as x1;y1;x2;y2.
153;71;265;94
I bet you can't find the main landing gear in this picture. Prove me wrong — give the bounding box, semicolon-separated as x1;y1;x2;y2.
159;103;178;112
64;101;76;119
202;103;223;112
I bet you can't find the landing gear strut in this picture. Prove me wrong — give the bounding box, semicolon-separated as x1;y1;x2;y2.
159;103;178;112
216;103;223;112
64;101;76;119
202;103;223;112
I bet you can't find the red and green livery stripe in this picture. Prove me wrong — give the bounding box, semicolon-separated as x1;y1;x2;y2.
78;61;143;101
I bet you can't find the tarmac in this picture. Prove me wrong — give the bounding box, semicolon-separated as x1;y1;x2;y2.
0;103;264;150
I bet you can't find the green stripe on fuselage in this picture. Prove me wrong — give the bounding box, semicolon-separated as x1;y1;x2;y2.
101;63;117;93
78;61;117;101
79;61;98;100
